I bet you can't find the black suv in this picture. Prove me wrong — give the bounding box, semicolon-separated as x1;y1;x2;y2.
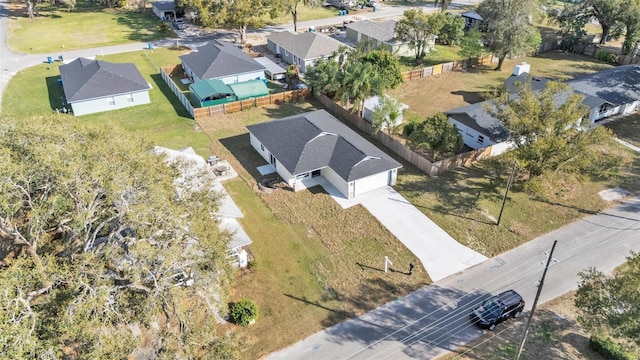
471;290;525;330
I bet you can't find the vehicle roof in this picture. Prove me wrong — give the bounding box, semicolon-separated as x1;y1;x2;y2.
495;290;523;306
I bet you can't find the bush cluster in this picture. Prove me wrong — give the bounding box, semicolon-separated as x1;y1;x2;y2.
596;50;618;64
230;299;258;326
589;333;639;360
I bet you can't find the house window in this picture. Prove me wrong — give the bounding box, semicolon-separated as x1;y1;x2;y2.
127;94;134;103
478;135;485;144
108;97;116;106
260;143;265;151
312;169;321;178
599;104;608;113
284;49;289;56
296;172;309;180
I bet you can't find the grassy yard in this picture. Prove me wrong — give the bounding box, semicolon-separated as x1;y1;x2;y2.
266;4;340;26
7;0;169;53
399;45;464;70
195;102;430;359
389;51;615;117
1;47;213;156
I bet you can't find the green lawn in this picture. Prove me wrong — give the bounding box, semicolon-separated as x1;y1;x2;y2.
266;4;340;25
399;45;464;70
2;47;212;156
7;0;170;53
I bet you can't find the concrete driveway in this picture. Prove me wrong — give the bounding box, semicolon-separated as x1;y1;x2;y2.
320;181;488;282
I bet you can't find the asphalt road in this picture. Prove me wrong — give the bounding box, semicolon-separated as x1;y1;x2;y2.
267;196;640;359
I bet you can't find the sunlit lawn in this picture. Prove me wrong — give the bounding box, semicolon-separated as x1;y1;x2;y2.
7;0;170;53
1;47;213;156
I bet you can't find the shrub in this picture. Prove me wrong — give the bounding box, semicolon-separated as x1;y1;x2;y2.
596;50;618;64
158;21;170;33
589;333;639;360
230;299;258;326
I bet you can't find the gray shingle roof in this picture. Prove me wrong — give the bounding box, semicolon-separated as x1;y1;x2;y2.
446;102;508;142
179;40;265;80
345;20;398;44
504;74;549;93
566;64;640;106
151;0;175;11
267;31;345;59
59;58;150;103
461;10;483;21
247;110;402;181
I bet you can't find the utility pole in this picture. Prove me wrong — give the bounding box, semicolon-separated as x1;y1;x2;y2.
515;240;558;360
497;161;517;226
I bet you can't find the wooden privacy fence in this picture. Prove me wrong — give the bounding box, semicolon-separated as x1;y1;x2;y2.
160;65;312;120
400;54;495;82
316;95;494;177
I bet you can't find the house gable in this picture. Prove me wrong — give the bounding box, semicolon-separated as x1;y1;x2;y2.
266;31;345;60
246;110;401;182
59;57;150;103
179;40;265;80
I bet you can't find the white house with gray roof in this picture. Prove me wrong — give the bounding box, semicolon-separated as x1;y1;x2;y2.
247;110;402;199
266;31;346;73
446;64;640;153
59;58;151;116
179;40;266;84
345;20;431;56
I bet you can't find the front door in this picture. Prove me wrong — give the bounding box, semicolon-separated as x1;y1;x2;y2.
269;154;276;167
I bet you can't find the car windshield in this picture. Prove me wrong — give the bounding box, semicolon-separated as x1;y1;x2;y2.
481;299;502;318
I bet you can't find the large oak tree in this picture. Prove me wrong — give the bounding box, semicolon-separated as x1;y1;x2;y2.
0;116;238;358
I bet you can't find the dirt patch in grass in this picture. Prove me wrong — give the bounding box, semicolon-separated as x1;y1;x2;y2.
439;291;605;360
390;51;614;117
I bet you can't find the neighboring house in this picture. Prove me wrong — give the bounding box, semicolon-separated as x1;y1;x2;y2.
566;64;640;122
247;110;402;199
460;10;483;30
151;0;176;21
154;146;252;268
446;63;640;153
254;57;287;80
189;79;235;108
180;40;266;84
59;57;151;116
446;101;513;155
266;31;346;73
345;20;432;56
362;95;409;126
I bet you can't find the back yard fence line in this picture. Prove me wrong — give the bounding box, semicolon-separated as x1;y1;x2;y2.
160;65;312;120
316;94;494;177
400;54;497;82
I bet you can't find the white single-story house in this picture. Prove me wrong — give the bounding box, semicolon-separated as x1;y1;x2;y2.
446;63;640;155
254;56;287;80
362;95;409;126
566;64;640;122
58;58;151;116
266;31;346;73
247;110;403;199
345;20;433;57
154;146;252;268
151;0;176;21
179;40;266;84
